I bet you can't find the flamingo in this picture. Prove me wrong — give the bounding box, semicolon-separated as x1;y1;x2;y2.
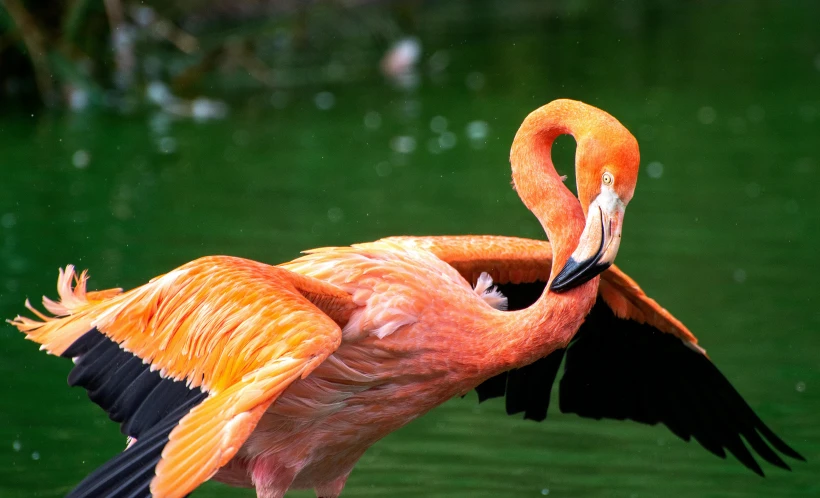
10;99;801;498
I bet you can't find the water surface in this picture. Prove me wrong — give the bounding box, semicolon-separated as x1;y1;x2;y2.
1;2;818;497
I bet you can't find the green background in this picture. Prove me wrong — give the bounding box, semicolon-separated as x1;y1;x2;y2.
1;2;817;496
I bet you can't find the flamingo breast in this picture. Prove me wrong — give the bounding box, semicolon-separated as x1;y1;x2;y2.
218;241;503;490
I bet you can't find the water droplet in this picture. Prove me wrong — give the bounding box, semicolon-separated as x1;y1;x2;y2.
72;150;90;169
327;207;344;223
364;111;382;130
67;87;90;111
149;112;171;135
697;106;716;125
390;136;416;154
12;440;21;451
392;72;420;90
314;91;336;111
745;183;761;198
1;213;16;229
427;138;441;154
646;161;664;179
733;269;747;283
146;81;173;106
381;37;422;77
438;131;457;150
428;50;450;73
430;116;448;134
466;120;489;141
466;72;486;91
541;489;550;496
191;98;228;121
158;136;177;155
31;451;40;461
133;7;156;28
796;381;806;393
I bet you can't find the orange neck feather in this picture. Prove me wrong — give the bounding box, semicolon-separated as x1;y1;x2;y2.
485;100;609;371
510;99;594;275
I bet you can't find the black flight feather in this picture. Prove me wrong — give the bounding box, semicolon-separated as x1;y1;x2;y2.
473;280;803;475
59;328;209;496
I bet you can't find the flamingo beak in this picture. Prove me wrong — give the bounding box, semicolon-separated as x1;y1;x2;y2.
550;189;625;292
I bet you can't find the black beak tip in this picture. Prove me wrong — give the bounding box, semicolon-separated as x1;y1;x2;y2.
550;257;611;293
550;257;583;292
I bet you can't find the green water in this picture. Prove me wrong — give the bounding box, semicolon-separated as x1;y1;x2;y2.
1;2;818;496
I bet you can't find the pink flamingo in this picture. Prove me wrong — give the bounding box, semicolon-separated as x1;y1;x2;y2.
10;99;801;497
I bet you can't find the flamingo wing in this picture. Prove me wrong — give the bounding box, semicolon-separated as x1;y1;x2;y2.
553;298;804;474
10;256;354;498
389;235;803;475
384;235;697;344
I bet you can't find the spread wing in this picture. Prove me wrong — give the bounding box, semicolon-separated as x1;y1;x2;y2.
385;235;697;344
10;256;356;498
387;235;804;475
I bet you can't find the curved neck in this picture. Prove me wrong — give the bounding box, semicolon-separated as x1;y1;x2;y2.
510;102;590;275
486;101;599;370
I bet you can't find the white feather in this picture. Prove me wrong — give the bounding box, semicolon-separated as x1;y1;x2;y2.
474;272;508;311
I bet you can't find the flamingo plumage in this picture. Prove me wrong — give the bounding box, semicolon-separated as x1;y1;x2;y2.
9;99;801;498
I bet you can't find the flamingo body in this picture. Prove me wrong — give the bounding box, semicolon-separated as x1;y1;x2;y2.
223;238;595;494
8;100;802;497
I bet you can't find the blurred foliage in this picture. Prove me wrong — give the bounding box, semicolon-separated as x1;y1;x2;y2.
0;0;417;109
3;0;818;112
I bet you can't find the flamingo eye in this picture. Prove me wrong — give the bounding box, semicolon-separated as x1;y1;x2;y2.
602;172;614;185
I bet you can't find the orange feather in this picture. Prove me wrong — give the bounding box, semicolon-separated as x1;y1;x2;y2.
386;235;699;348
8;100;798;498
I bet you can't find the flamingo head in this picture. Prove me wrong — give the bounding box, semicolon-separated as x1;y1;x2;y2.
551;122;640;292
